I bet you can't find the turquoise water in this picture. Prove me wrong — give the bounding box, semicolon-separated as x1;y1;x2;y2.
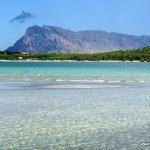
0;62;150;88
0;62;150;149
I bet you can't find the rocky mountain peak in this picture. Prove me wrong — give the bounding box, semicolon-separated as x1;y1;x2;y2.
6;25;150;54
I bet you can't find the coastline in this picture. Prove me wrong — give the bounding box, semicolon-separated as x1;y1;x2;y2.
0;59;141;62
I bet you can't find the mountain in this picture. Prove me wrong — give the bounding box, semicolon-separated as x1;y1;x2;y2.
6;25;150;53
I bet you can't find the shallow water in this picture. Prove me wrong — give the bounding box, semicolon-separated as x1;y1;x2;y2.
0;62;150;149
0;62;150;84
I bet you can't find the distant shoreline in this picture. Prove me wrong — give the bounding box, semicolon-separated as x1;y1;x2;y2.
0;59;142;62
1;46;150;62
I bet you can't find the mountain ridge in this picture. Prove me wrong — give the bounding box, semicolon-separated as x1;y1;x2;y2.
6;25;150;53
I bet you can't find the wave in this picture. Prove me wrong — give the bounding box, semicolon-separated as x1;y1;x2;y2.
56;79;106;83
0;79;148;90
108;80;121;83
56;79;146;84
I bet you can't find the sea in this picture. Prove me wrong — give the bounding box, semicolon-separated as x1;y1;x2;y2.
0;61;150;150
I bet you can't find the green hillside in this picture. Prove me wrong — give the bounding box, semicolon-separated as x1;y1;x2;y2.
0;46;150;62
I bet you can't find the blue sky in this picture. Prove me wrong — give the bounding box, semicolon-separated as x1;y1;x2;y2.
0;0;150;50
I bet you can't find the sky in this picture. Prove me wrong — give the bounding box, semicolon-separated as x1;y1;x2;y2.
0;0;150;50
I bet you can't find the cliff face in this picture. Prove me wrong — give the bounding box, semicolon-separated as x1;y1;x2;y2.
6;25;150;53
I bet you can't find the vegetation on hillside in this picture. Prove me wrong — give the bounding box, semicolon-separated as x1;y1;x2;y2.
0;46;150;62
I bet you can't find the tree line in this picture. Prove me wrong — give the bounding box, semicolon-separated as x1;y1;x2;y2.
0;46;150;62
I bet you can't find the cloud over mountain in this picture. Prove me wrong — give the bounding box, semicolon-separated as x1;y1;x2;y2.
9;11;34;23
